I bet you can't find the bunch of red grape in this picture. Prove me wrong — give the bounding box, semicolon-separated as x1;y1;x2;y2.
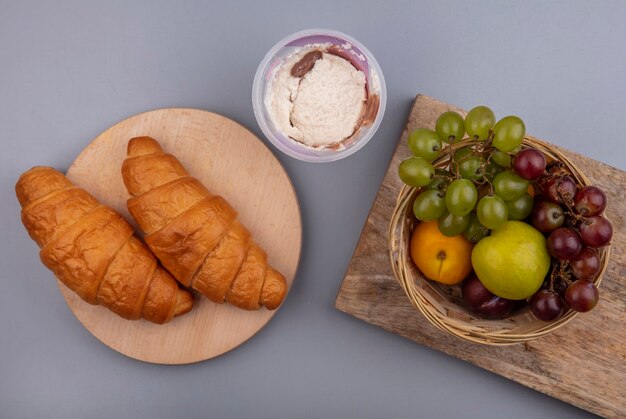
399;105;612;322
528;169;612;321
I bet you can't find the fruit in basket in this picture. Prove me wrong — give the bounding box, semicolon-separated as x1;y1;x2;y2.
435;111;465;143
513;148;547;180
476;195;508;230
413;190;446;221
491;150;512;168
484;161;504;180
527;168;611;320
538;175;577;205
437;210;470;237
493;171;529;201
505;193;533;220
546;228;582;260
453;146;472;162
471;221;550;300
530;289;564;321
570;247;601;279
398;157;434;187
574;186;606;216
463;213;489;243
531;200;564;233
493;116;525;152
452;148;486;181
579;216;613;247
408;128;442;162
425;169;450;192
457;155;483;180
445;179;477;216
464;106;495;141
565;280;599;312
461;275;514;318
410;220;473;285
397;105;612;327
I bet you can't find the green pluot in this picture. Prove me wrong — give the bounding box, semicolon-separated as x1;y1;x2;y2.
471;221;550;300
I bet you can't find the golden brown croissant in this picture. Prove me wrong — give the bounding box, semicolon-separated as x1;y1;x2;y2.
121;136;287;310
16;167;193;324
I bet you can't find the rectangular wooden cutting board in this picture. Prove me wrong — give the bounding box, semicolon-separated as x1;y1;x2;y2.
335;95;626;418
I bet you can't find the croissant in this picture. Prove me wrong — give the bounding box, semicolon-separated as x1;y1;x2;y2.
16;167;193;324
121;136;287;310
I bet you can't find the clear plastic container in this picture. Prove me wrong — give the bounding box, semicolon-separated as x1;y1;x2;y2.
252;29;387;163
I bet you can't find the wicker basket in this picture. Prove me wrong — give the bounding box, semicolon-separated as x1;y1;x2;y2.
388;137;611;345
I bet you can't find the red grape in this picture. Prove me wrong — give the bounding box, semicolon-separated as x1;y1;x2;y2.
462;275;492;308
565;280;599;312
513;148;546;180
570;247;601;279
530;289;564;321
539;175;577;205
461;275;515;318
479;297;517;318
547;228;582;260
552;277;569;298
531;200;564;233
579;216;613;247
574;186;607;216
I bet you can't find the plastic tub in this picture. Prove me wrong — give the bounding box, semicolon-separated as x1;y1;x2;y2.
252;29;387;163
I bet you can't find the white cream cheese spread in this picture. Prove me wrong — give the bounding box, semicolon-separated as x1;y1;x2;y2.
266;44;370;149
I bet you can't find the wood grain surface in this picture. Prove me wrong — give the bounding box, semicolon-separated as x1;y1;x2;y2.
64;108;301;364
335;95;625;418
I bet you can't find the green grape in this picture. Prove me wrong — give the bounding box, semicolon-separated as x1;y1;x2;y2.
453;147;472;162
452;147;471;172
445;179;478;216
435;111;465;144
493;115;525;152
493;171;529;201
458;156;483;180
407;128;442;162
438;211;470;237
426;169;450;191
477;195;508;230
425;177;446;192
398;157;434;187
491;150;512;167
435;168;451;177
506;193;533;220
413;190;446;221
484;162;503;180
465;106;496;141
463;213;490;243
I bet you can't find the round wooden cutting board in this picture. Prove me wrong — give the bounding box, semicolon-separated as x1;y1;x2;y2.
63;108;301;364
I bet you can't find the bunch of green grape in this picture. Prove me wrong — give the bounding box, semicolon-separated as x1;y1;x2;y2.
399;106;530;239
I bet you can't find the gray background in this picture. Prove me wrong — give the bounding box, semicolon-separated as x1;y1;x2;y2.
1;1;624;418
